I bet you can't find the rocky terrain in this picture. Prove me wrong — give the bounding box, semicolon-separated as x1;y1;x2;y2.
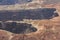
0;0;60;40
0;19;60;40
0;9;60;40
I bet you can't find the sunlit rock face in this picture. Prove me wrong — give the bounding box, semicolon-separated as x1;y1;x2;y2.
0;8;59;21
0;0;32;5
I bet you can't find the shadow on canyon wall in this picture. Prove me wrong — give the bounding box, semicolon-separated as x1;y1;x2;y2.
0;0;32;5
0;8;59;21
0;22;37;34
